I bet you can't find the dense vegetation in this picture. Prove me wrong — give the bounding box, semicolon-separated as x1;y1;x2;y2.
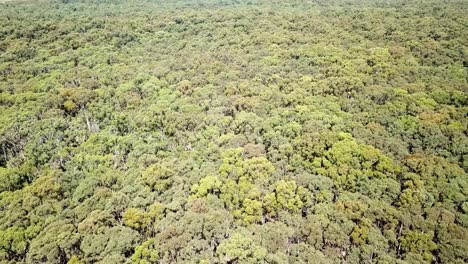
0;0;467;263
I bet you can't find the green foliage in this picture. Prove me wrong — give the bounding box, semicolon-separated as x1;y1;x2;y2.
123;208;150;231
131;239;159;264
0;227;28;261
264;180;309;216
141;162;174;193
310;133;401;194
400;231;437;262
0;0;466;263
216;232;267;263
66;256;84;264
190;175;222;198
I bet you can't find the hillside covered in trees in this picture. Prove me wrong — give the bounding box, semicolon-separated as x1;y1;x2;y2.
0;0;467;263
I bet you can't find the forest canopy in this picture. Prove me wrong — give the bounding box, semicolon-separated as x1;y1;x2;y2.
0;0;467;263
